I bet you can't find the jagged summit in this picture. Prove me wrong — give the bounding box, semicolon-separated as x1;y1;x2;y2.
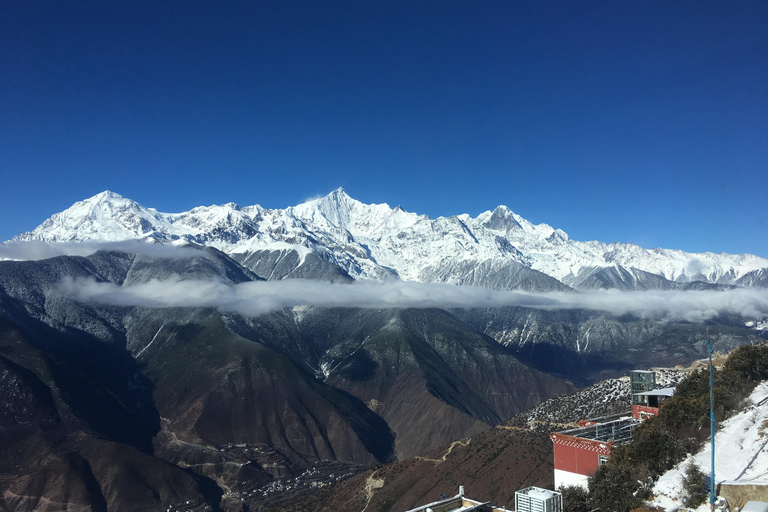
482;205;524;232
13;190;162;243
92;190;125;200
8;190;768;289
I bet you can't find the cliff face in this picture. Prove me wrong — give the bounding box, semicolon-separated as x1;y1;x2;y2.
0;246;761;511
0;250;573;512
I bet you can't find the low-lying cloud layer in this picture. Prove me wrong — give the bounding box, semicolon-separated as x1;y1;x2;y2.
0;240;211;261
59;277;768;323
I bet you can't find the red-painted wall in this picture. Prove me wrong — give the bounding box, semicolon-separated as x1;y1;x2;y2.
632;404;660;419
550;434;612;477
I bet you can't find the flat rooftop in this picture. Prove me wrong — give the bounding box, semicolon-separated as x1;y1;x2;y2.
404;496;505;512
555;417;640;444
634;387;675;397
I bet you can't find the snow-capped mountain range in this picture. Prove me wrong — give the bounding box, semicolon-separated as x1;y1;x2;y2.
8;189;768;290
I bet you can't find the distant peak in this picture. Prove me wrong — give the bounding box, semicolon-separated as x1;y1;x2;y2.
91;190;126;201
311;188;358;209
483;205;522;231
328;187;351;199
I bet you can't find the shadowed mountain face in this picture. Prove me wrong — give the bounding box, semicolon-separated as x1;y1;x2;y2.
0;317;218;512
0;249;763;510
265;367;648;512
451;307;764;386
126;307;396;466
224;307;574;459
0;250;578;511
229;249;354;283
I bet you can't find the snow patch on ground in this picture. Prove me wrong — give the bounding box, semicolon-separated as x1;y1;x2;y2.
746;320;768;332
651;381;768;511
515;369;686;426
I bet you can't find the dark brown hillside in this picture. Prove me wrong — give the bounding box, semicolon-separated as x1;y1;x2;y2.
297;307;575;459
128;307;396;466
0;319;216;512
0;252;575;512
267;426;554;512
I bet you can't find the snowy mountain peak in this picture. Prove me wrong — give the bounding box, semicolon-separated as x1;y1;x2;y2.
78;190;139;212
329;186;351;199
483;205;524;232
295;188;363;226
92;190;125;201
13;190;161;242
8;190;768;289
291;189;421;237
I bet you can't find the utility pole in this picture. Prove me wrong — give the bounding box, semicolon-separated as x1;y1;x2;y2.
708;328;716;511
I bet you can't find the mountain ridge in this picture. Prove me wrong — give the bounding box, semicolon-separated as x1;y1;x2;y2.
1;204;765;511
8;189;768;291
0;248;578;511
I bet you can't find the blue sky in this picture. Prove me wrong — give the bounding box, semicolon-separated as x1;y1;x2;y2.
1;1;766;256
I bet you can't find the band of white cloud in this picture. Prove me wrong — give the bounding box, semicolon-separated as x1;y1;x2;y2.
0;240;210;261
59;276;768;323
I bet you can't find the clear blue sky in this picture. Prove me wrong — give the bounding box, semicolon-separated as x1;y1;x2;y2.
1;1;766;256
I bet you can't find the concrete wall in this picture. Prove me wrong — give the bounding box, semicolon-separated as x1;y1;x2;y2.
554;469;589;490
719;483;768;509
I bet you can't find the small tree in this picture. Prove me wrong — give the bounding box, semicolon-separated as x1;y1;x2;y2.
612;417;684;478
558;485;589;512
682;462;708;509
723;344;768;382
588;463;642;512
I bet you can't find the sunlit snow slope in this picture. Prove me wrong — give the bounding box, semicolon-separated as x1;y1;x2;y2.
9;189;768;290
652;381;768;511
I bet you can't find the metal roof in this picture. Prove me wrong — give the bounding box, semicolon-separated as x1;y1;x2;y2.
555;417;640;444
633;387;675;397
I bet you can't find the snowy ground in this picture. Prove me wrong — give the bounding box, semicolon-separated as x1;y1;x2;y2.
515;368;686;426
651;381;768;511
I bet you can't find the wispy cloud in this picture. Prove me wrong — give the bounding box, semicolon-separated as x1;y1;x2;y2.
0;240;211;261
58;277;768;322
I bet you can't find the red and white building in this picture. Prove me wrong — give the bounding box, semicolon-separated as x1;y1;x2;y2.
550;417;638;489
632;388;675;419
550;369;676;489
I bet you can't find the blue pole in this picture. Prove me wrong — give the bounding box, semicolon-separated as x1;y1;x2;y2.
708;328;715;508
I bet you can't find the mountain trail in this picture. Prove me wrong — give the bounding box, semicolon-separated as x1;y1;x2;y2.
361;469;384;512
441;439;470;461
496;425;529;432
412;439;471;464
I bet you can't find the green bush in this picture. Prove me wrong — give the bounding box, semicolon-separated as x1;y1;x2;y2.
723;344;768;382
659;356;757;447
611;416;684;478
682;462;708;508
658;369;712;434
588;464;642;512
558;485;589;512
